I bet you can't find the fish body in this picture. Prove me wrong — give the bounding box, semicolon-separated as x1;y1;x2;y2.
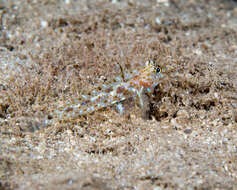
55;60;162;119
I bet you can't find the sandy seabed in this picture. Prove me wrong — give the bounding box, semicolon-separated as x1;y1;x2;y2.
0;0;237;189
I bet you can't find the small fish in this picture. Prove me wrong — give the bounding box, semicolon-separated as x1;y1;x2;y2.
55;60;163;119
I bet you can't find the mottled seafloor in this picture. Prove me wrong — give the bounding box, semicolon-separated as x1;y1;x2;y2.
0;0;237;189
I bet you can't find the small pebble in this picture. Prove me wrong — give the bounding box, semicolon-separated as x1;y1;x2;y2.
40;20;48;28
184;128;192;134
176;109;189;119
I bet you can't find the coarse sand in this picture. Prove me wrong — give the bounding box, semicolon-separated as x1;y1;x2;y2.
0;0;237;189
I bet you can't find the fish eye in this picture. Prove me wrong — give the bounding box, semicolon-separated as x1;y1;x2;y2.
156;67;161;73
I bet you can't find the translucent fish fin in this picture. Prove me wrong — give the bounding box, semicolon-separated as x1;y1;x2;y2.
115;102;124;115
